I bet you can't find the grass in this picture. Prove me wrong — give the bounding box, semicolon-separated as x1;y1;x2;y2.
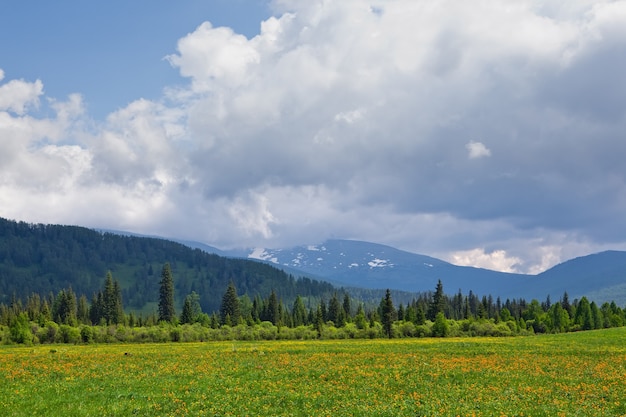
2;328;626;416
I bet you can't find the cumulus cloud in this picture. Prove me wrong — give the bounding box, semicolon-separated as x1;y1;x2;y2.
3;0;626;273
466;141;491;159
449;248;522;273
0;74;43;115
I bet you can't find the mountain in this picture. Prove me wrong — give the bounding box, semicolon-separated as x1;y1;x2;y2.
537;251;626;305
0;218;335;313
237;239;626;305
2;217;625;309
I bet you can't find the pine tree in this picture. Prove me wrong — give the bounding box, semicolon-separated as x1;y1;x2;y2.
574;297;593;330
77;295;90;324
104;272;117;324
180;292;202;324
292;295;307;327
415;304;426;325
266;290;279;325
327;293;344;327
158;263;176;323
427;280;446;321
381;289;396;338
181;297;194;324
342;294;352;322
354;303;367;329
220;282;241;325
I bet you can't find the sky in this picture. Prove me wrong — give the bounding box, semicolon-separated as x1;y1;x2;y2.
1;0;626;274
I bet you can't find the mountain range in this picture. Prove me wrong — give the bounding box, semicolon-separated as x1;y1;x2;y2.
184;239;626;306
2;218;626;307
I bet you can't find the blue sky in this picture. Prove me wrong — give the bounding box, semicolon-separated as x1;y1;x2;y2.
2;0;626;273
0;1;270;118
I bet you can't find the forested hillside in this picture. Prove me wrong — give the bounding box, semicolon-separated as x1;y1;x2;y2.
0;218;334;313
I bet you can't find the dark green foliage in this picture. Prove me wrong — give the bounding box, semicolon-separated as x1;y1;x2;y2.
89;273;124;325
427;280;446;321
220;282;241;325
263;290;280;325
52;288;77;325
9;313;33;344
381;289;396;338
159;263;176;323
0;217;335;314
574;296;593;330
291;296;307;327
432;312;449;337
342;294;352;322
180;292;202;324
327;293;345;327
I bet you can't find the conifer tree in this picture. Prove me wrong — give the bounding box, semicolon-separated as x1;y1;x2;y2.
77;295;90;324
181;291;201;324
266;290;280;325
381;289;396;338
427;280;446;321
292;295;307;327
354;303;367;329
342;294;352;322
158;263;176;323
181;296;194;325
328;293;344;327
220;282;241;325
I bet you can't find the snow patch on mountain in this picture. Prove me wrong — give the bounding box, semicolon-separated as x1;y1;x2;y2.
368;258;393;268
248;248;279;264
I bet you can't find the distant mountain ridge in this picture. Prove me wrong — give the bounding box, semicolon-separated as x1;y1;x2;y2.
219;239;626;305
3;218;626;307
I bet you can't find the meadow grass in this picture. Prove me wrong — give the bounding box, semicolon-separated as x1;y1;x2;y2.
1;328;625;416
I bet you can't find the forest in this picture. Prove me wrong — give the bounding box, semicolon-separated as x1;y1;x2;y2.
0;217;335;313
1;262;624;345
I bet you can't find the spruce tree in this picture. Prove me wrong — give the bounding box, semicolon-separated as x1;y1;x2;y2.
266;290;280;325
427;280;446;321
220;282;241;325
77;295;90;324
158;263;176;323
104;272;117;324
328;293;344;327
381;289;396;338
181;292;201;324
342;294;352;322
181;296;194;324
292;295;307;327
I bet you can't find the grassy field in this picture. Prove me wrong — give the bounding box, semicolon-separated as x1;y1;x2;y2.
2;328;626;416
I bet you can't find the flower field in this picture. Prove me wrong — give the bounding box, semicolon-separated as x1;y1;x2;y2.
2;328;626;416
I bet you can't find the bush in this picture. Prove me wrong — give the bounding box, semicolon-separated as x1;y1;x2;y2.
432;313;449;337
58;325;81;344
396;321;416;337
9;313;33;345
80;326;93;343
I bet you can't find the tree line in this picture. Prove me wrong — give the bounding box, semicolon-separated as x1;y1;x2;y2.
1;264;625;345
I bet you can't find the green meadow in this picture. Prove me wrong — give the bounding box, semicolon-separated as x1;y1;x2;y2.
2;328;625;416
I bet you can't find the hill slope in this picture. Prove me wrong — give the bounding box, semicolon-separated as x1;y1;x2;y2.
0;218;334;313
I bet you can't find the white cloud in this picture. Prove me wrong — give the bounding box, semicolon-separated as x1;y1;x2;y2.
449;248;522;273
3;1;626;273
166;22;260;91
466;141;491;159
0;72;43;115
228;191;277;239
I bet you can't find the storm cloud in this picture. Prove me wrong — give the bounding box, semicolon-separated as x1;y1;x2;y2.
1;0;626;273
